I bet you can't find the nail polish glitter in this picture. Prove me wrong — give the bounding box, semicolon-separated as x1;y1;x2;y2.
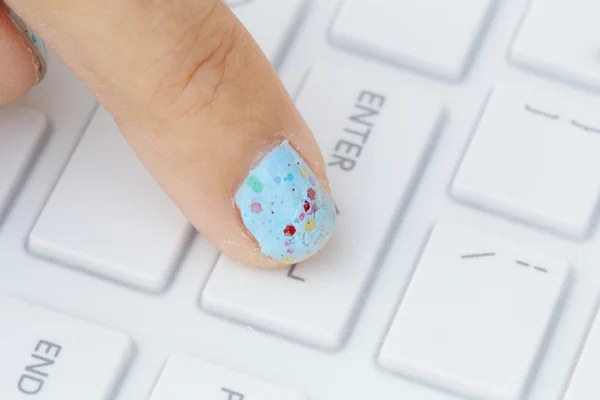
236;141;336;263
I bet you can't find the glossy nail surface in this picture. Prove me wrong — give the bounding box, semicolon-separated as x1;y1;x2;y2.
236;141;336;263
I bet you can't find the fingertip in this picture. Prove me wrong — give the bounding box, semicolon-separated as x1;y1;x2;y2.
200;139;336;269
232;140;337;266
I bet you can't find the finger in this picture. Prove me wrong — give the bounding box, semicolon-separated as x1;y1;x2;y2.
7;0;336;267
0;3;44;104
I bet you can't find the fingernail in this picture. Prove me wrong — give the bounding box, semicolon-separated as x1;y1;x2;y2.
236;140;337;264
6;8;47;82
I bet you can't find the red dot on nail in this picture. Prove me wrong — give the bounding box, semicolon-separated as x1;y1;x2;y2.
303;201;310;212
283;225;296;236
271;211;274;214
307;188;316;200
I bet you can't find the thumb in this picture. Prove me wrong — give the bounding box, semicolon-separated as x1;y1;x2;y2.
7;0;336;267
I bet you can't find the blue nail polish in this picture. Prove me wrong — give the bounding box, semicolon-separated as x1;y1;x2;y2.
236;141;337;263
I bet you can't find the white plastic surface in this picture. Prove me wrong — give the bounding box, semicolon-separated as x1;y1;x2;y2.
28;107;192;292
0;297;132;400
452;84;600;237
511;0;600;90
149;355;306;400
229;0;307;64
330;0;495;80
379;223;569;400
0;106;46;222
202;63;442;349
564;308;600;400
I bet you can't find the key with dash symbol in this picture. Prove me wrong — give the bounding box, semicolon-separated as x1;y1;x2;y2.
461;252;496;259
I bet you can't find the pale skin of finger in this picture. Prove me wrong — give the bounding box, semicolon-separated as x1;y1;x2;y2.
7;0;334;267
0;4;40;104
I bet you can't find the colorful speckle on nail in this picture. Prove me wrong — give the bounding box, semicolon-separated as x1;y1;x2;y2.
247;176;263;193
284;225;296;236
303;201;310;212
235;141;336;263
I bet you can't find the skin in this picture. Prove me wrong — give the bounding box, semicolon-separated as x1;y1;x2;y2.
0;0;333;268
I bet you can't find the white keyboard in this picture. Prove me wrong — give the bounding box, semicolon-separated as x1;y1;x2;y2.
3;0;600;399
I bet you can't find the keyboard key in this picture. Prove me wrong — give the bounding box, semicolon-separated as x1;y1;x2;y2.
330;0;495;81
0;297;132;399
511;0;600;90
564;309;600;399
202;64;443;349
149;355;306;400
228;0;308;64
379;223;568;400
452;84;600;238
0;106;46;223
28;107;192;292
